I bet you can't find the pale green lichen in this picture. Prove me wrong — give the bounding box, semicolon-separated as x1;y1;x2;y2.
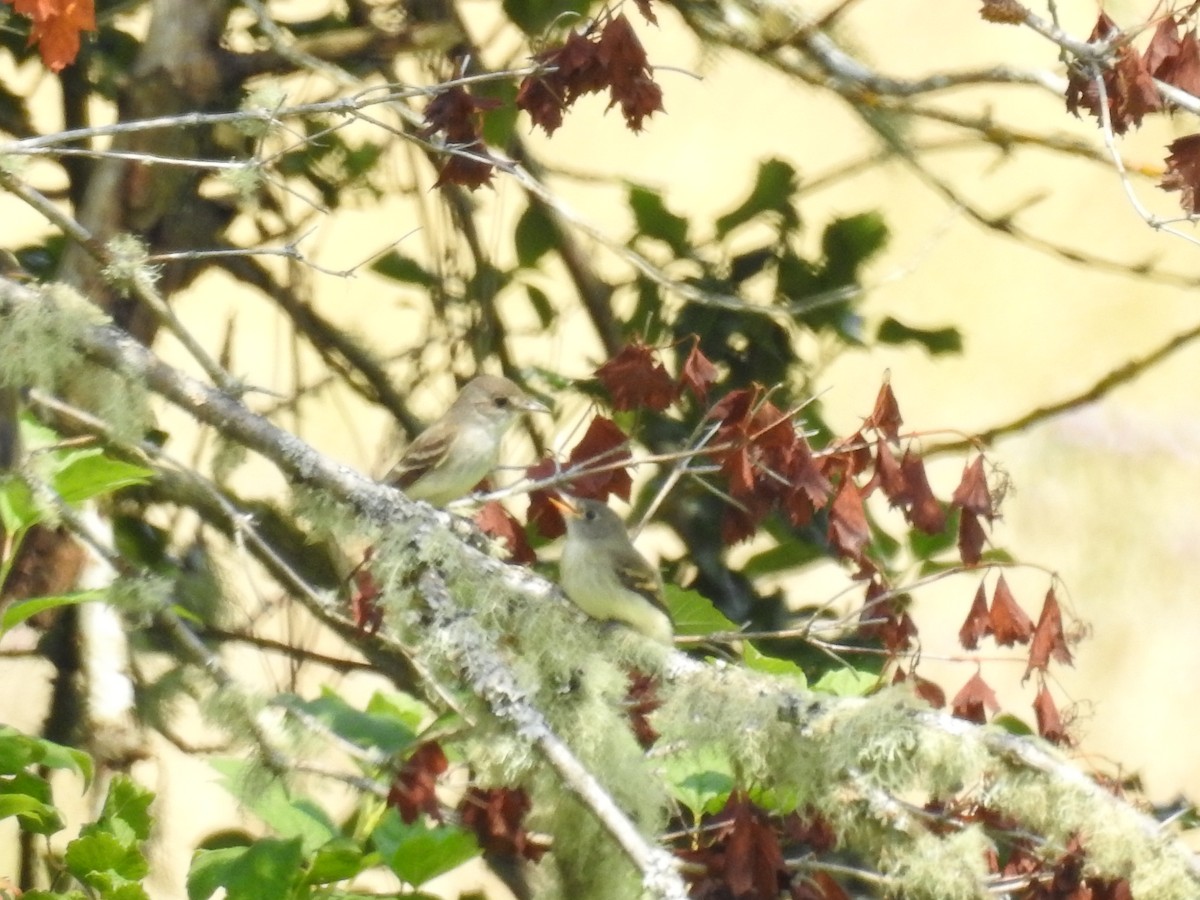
210;434;248;484
237;86;287;137
107;574;173;616
530;785;643;900
102;233;160;291
884;827;991;900
221;163;264;208
0;282;106;390
70;366;153;444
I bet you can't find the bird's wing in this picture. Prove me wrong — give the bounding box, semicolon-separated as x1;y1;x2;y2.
386;421;454;489
613;550;672;619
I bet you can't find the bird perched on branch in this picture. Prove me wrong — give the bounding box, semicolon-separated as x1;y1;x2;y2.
385;375;547;506
552;496;674;644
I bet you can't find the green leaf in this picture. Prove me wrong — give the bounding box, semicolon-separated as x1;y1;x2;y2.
0;726;40;772
371;252;437;287
1;590;104;636
821;212;888;281
0;792;62;833
909;508;958;561
741;540;824;579
514;203;557;269
65;831;148;884
282;689;417;756
664;585;737;637
876;317;963;355
993;714;1034;736
371;810;479;888
714;159;800;238
743;644;807;684
628;185;690;256
0;476;38;531
364;691;431;735
662;746;735;818
812;666;879;697
501;0;589;35
93;774;154;843
211;759;337;853
52;450;154;503
37;739;92;791
188;838;304;900
303;837;366;885
523;284;555;329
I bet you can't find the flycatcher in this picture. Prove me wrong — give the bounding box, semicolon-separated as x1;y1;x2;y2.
552;497;674;644
386;375;547;506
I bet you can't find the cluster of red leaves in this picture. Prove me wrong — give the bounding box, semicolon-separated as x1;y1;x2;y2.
679;794;846;900
516;11;664;136
525;415;634;540
420;86;503;190
459;786;550;862
952;577;1074;742
1031;8;1200;213
710;385;832;545
388;741;449;823
3;0;94;72
348;548;385;636
1064;13;1161;135
928;805;1134;899
388;742;548;862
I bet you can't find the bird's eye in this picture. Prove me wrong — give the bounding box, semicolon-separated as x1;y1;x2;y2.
584;509;597;521
494;396;511;408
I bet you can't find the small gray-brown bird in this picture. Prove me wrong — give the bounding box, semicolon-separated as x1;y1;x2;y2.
386;375;547;506
553;496;674;644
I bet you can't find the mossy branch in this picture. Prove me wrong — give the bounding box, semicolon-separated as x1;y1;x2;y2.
3;272;1198;897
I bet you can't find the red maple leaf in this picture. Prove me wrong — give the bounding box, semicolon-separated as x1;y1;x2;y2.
597;14;665;131
863;379;903;443
475;501;536;565
1147;19;1200;98
989;574;1034;646
625;671;663;748
515;75;565;135
595;342;679;411
899;451;945;534
1065;13;1160;134
6;0;94;71
421;86;501;190
349;549;384;635
827;477;869;561
459;787;549;862
1033;682;1068;745
1161;133;1200;214
388;741;448;823
951;455;994;521
681;793;789;900
893;667;946;708
957;509;987;566
1024;587;1073;678
958;581;992;650
951;671;999;723
526;417;632;538
679;339;718;401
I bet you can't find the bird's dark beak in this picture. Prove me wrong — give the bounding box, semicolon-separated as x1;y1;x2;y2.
521;395;550;415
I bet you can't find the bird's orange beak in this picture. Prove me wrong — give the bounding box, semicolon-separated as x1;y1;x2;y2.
548;495;579;518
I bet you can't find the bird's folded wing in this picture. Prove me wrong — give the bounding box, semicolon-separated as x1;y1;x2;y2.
615;557;672;619
386;424;453;489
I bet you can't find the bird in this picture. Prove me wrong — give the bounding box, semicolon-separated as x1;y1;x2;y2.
552;496;674;644
385;375;547;506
